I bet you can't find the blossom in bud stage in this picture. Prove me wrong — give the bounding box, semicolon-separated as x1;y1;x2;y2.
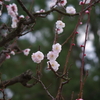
72;43;75;46
76;98;83;100
58;0;67;6
79;1;84;5
83;54;86;56
31;51;44;63
19;15;25;19
75;31;78;34
47;60;60;72
83;0;90;4
6;54;11;59
36;9;45;13
47;51;59;61
23;48;31;56
85;10;89;14
52;43;62;54
79;22;83;25
7;3;18;17
66;6;76;14
56;20;65;29
80;45;85;47
11;17;19;28
55;28;63;34
10;51;15;55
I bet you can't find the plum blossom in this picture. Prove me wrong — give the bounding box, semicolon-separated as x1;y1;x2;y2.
0;1;3;5
76;99;83;100
58;0;67;6
55;28;63;34
23;48;31;56
6;54;11;59
66;6;76;14
85;10;89;14
7;3;18;17
36;9;45;13
11;17;19;28
56;20;65;29
19;15;25;19
10;51;15;55
31;51;44;63
47;51;59;61
83;0;91;4
47;60;60;72
48;1;56;8
52;43;62;54
7;3;19;28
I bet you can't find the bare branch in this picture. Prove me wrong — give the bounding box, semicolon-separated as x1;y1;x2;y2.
0;69;35;88
17;0;35;21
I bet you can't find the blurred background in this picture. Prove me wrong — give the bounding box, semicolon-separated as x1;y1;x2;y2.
0;0;100;100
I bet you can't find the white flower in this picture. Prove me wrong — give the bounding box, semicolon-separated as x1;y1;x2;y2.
55;28;63;34
56;20;65;29
11;17;19;28
48;1;56;8
58;0;67;6
31;51;44;63
66;6;76;14
36;9;45;13
47;51;59;61
47;60;60;72
10;51;15;55
52;43;62;53
7;3;18;17
23;48;31;56
83;0;90;4
19;15;25;19
0;1;3;5
6;54;11;59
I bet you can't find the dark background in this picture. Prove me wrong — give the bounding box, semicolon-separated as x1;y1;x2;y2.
0;0;100;100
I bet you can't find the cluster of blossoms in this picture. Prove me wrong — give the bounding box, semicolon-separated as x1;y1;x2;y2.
6;3;24;28
47;43;62;72
55;20;65;34
6;3;19;28
6;48;31;59
6;50;15;59
49;0;67;8
79;0;90;5
49;0;76;15
24;43;62;72
36;9;45;13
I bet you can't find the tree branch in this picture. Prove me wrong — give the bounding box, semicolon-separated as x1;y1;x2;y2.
0;69;35;88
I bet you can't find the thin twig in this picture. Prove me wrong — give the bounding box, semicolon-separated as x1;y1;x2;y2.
17;0;35;20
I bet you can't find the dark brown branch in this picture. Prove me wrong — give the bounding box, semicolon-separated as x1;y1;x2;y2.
17;0;35;21
38;79;54;100
33;0;100;18
0;69;35;88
